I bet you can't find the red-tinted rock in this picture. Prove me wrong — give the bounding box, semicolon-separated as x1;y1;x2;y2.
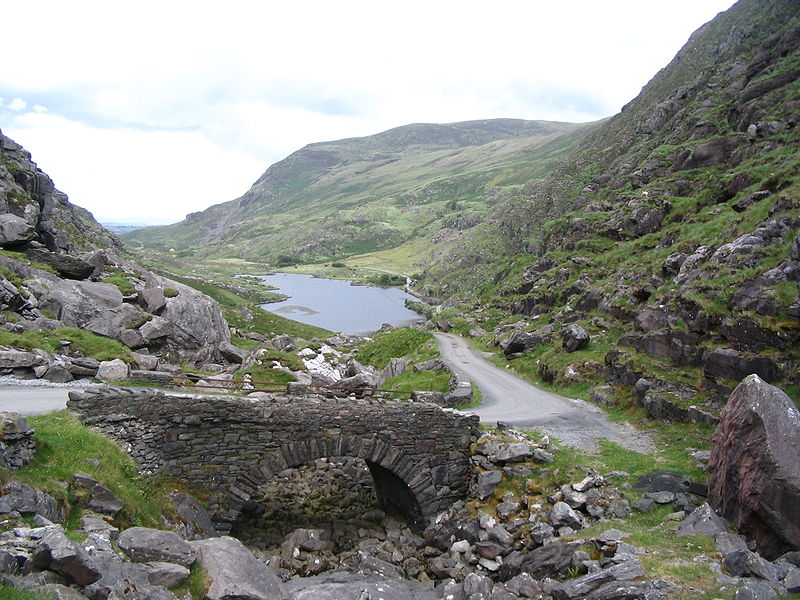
707;375;800;559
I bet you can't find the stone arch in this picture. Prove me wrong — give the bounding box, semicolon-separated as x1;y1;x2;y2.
219;435;437;531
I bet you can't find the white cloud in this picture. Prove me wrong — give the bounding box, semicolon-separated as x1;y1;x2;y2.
0;0;737;224
8;98;27;112
4;111;263;223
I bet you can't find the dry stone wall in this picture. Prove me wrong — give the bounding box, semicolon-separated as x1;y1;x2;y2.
67;387;479;530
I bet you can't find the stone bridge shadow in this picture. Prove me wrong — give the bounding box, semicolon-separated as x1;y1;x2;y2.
67;387;479;531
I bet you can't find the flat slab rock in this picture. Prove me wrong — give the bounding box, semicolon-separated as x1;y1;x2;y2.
283;571;437;599
117;527;196;567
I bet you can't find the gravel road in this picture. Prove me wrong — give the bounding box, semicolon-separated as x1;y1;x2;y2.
0;383;88;415
435;332;653;453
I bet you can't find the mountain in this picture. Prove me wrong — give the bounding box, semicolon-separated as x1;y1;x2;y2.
122;119;591;265
418;0;799;407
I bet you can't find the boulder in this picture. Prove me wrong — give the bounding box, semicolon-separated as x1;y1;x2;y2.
44;364;74;383
96;359;130;383
146;561;190;588
0;213;36;247
550;501;583;530
138;287;166;314
708;375;800;559
501;331;540;356
281;528;332;553
106;577;176;600
85;304;146;340
0;349;46;369
493;442;534;463
501;540;582;580
661;252;687;276
218;341;247;364
138;316;173;343
344;550;404;579
29;278;124;327
551;560;646;600
71;472;124;516
475;470;503;500
723;549;780;580
166;491;217;540
25;248;94;280
410;390;446;404
676;503;729;537
129;370;173;386
675;135;744;170
117;527;196;567
378;357;407;386
704;348;780;383
562;324;590;352
32;528;102;585
191;536;285;600
151;274;230;355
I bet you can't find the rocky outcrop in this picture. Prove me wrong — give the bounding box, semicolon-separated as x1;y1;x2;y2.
708;375;800;559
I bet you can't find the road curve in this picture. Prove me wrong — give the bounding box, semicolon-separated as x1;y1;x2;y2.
434;333;653;453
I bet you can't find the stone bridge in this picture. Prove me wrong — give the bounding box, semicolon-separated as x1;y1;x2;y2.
67;387;479;530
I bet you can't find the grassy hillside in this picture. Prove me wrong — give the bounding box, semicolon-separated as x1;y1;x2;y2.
417;0;800;408
123;119;593;268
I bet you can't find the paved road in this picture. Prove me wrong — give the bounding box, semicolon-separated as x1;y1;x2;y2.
435;333;653;452
0;385;80;415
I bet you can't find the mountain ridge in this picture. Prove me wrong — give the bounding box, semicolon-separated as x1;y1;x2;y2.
124;118;592;263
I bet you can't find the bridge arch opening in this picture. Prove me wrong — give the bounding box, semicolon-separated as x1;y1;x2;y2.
225;436;433;546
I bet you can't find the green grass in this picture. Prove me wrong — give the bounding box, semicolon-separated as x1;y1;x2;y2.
357;328;439;369
573;506;720;600
173;563;210;599
0;585;51;600
104;273;136;295
235;364;297;386
772;280;798;306
0;327;134;362
382;369;451;394
6;411;174;530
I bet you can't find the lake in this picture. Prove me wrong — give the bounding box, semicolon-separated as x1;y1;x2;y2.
258;273;423;335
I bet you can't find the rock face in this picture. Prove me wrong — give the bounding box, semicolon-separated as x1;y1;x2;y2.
707;375;800;559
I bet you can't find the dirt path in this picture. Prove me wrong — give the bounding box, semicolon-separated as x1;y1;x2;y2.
434;333;653;453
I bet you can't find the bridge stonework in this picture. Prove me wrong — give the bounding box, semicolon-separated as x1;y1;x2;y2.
67;387;479;530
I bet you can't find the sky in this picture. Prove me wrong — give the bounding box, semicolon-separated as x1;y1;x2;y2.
1;1;737;225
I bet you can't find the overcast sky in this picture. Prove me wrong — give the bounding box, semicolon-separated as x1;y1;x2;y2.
1;0;736;225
